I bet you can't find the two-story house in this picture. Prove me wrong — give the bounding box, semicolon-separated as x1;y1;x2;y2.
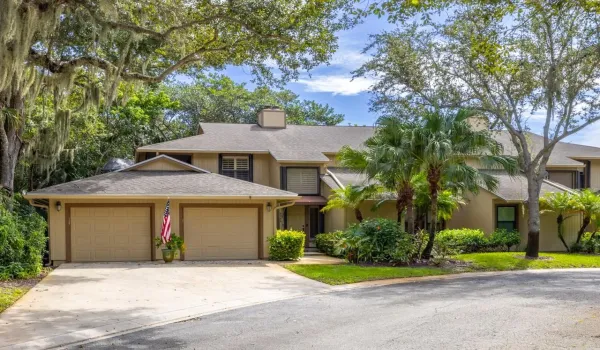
26;107;600;265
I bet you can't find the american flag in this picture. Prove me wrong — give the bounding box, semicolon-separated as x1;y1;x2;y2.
160;200;172;243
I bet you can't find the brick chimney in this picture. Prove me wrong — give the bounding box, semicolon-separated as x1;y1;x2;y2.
257;106;286;128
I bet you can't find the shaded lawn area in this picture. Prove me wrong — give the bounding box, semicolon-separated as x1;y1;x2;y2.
285;264;450;285
286;253;600;285
0;287;30;313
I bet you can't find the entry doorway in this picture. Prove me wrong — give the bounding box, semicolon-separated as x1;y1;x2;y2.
305;206;324;248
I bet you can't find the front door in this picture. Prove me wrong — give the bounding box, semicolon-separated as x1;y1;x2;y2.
305;206;322;247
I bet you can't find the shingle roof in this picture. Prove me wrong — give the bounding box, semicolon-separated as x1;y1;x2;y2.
138;123;600;165
26;158;298;198
326;168;571;201
101;158;134;173
480;170;572;201
138;123;375;161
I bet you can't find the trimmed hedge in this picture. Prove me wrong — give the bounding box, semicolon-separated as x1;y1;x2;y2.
315;231;343;257
0;195;47;280
436;229;487;253
268;229;306;261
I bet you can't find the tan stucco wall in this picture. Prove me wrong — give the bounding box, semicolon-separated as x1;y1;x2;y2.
589;160;600;191
447;190;497;234
346;201;398;226
253;153;271;186
48;198;275;263
286;205;305;231
192;153;218;172
135;158;191;171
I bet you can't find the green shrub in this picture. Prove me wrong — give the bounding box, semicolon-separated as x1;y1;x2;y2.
315;231;343;257
268;230;305;261
436;229;487;253
489;229;521;252
336;218;413;264
577;232;600;253
0;195;47;280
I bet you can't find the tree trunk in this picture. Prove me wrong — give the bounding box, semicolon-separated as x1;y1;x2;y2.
422;167;440;259
525;175;543;258
406;199;415;235
556;214;570;252
354;208;363;223
0;96;25;195
576;216;591;244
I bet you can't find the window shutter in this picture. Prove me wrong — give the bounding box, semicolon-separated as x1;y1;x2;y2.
286;168;319;194
220;155;251;181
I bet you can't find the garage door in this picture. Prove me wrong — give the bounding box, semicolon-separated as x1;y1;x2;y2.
70;206;152;262
183;207;259;260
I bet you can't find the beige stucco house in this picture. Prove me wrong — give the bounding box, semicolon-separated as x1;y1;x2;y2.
25;107;600;264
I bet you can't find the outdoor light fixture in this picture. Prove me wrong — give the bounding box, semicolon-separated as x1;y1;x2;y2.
56;201;62;212
266;202;272;212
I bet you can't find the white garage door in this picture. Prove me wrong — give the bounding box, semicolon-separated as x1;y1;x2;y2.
70;206;152;262
183;207;259;260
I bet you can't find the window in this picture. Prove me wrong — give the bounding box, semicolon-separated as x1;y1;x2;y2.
220;155;252;181
496;206;517;231
284;167;319;195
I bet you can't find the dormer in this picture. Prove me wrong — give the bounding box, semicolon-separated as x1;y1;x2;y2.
257;106;286;129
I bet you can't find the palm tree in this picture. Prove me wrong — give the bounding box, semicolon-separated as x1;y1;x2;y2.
539;191;577;252
571;189;600;244
412;109;519;258
337;117;420;233
321;185;379;222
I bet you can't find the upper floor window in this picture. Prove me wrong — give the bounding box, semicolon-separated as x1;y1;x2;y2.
220;155;252;181
284;167;319;195
164;154;192;164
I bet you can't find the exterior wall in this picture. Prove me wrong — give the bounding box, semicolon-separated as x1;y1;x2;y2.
258;110;286;128
325;154;339;168
192;153;218;172
447;190;497;234
48;198;275;264
346;201;398;226
321;182;345;232
589;160;600;191
269;157;281;189
135;158;191;171
252;153;271;186
286;205;305;231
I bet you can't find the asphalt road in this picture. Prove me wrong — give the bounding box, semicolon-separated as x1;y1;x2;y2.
76;270;600;350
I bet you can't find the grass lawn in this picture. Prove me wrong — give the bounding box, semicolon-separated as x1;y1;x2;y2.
286;253;600;285
0;287;30;313
454;252;600;271
285;264;450;285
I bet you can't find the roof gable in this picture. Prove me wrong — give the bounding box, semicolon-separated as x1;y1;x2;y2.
122;155;209;173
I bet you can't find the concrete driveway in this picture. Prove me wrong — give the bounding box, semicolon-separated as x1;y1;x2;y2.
77;269;600;350
0;261;330;349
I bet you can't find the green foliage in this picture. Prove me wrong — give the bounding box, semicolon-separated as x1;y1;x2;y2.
436;229;488;254
573;232;600;254
0;196;47;280
166;73;344;133
540;191;578;251
322;185;379;222
489;229;521;252
315;231;343;257
336;218;413;264
268;230;306;261
154;234;185;253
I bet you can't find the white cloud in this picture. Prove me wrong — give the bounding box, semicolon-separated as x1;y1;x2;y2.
328;49;370;70
296;75;377;95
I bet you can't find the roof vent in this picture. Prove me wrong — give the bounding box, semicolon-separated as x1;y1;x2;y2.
257;106;286;129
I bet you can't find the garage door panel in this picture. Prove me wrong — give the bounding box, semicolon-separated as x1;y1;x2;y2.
70;206;151;262
184;207;259;260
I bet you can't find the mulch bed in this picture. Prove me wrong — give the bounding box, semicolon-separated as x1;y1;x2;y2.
0;267;54;289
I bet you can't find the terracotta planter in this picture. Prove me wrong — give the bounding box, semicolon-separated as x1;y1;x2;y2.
161;249;175;263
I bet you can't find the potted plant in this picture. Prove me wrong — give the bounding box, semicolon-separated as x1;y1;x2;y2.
154;234;185;263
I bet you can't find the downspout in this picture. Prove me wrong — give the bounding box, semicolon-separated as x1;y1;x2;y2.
326;169;345;189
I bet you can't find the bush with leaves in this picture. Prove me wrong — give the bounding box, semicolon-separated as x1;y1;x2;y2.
489;229;521;252
268;230;305;261
0;195;47;280
335;218;414;264
315;231;343;257
573;232;600;254
435;229;488;253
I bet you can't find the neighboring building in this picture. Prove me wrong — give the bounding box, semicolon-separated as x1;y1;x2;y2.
25;107;599;264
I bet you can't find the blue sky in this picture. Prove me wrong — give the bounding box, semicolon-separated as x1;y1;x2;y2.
215;15;396;127
186;15;598;146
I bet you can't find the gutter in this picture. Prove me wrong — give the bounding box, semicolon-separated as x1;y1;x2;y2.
326;169;345;189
